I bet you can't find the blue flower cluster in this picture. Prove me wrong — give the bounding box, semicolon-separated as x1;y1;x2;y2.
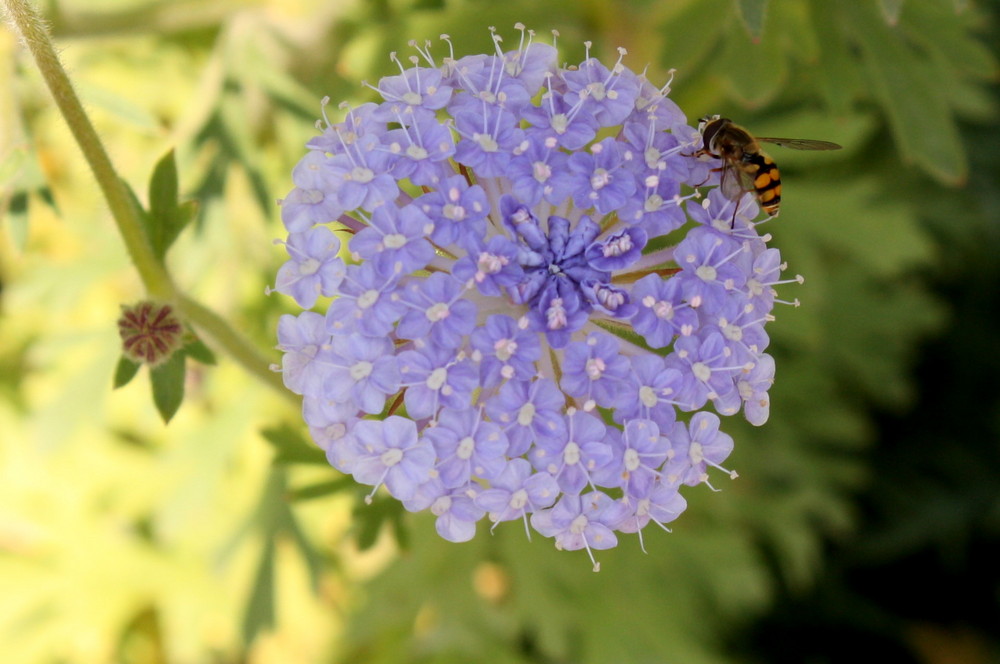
274;26;799;570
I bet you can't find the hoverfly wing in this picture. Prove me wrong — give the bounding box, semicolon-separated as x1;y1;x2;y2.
755;137;843;151
718;163;756;202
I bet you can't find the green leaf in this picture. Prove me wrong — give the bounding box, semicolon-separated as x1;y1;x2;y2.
240;537;275;647
0;143;28;184
274;445;327;466
737;0;769;40
261;423;309;450
656;0;730;89
782;178;935;276
191;110;272;218
901;0;999;94
182;335;217;366
0;338;32;411
113;355;142;389
261;424;327;465
217;97;273;214
2;146;59;251
76;79;161;131
878;0;905;25
149;352;186;423
808;1;864;116
147;149;192;260
5;190;31;251
37;185;57;210
288;478;355;502
716;19;787;106
244;50;324;120
354;496;405;552
177;199;199;230
235;467;336;640
120;177;152;242
285;510;326;594
149;150;178;223
849;3;966;184
591;318;667;358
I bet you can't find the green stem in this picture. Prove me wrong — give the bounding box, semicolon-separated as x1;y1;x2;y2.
3;0;294;402
176;296;296;404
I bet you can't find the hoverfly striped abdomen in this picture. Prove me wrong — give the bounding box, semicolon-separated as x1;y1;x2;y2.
742;150;781;216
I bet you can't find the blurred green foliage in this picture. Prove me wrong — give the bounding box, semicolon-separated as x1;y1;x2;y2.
1;0;997;663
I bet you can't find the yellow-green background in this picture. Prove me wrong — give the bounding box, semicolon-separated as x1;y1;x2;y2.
2;0;997;662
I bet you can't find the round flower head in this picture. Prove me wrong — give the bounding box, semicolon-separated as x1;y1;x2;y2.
273;25;802;570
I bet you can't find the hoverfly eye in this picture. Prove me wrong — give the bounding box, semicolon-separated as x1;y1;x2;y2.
698;114;722;134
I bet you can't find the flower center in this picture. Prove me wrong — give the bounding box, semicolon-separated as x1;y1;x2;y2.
624;448;641;472
517;402;536;426
644;146;662;168
494;338;517;361
593;284;626;312
644;194;664;212
533;161;552;182
426;302;450;321
569;513;589;535
603;233;633;257
587;81;607;101
401;91;423;105
444;203;467;221
551;113;569;134
509;488;528;510
383;233;407;249
324;422;347;440
350;166;374;184
299;258;321;276
696;265;717;282
546;298;568;330
590;168;611;190
692;361;711;383
406;144;429;160
477;252;507;275
639;385;658;408
349;360;373;380
427;367;448;390
563;441;581;465
431;495;452;516
380;448;403;467
301;189;324;204
456;436;476;459
689;441;705;464
357;289;379;309
474;133;498;152
585;357;606;380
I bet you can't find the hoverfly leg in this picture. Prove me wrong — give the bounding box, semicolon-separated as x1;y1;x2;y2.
693;165;724;189
730;194;749;230
682;147;712;159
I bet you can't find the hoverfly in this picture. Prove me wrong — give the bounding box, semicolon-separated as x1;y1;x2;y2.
694;115;842;222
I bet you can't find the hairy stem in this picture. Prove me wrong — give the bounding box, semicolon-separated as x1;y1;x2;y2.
3;0;172;296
